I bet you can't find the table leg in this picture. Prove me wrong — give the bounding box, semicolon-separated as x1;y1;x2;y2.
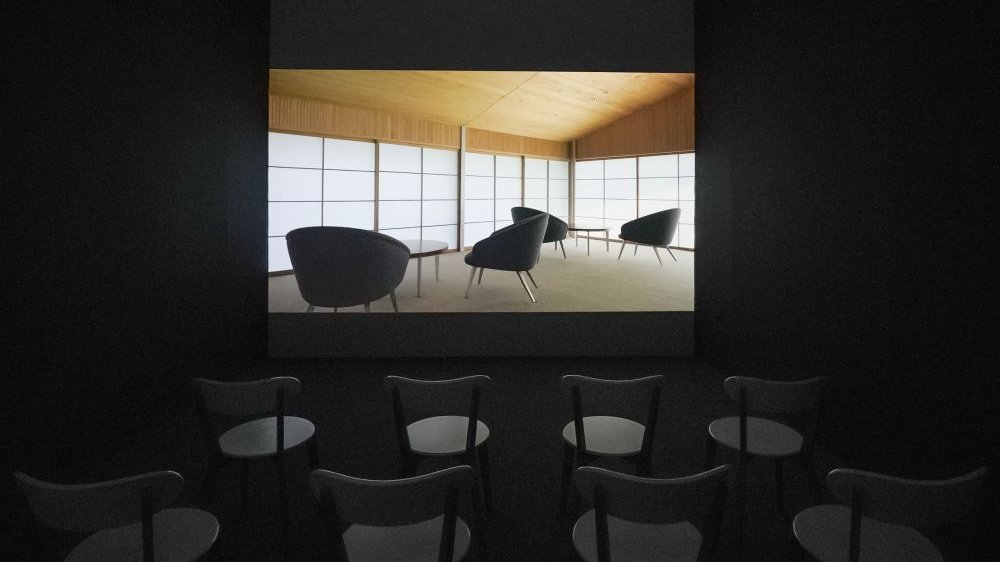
435;255;440;281
605;230;609;251
417;257;422;297
575;232;579;247
587;236;591;256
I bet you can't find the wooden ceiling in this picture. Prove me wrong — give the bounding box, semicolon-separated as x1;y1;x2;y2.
269;70;694;142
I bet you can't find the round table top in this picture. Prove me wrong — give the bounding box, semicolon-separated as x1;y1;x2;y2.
399;239;449;257
567;225;608;232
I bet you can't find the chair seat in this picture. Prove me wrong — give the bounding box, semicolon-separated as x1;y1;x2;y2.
708;416;803;457
218;416;315;459
67;508;219;562
793;505;942;562
573;509;702;562
407;415;490;456
562;416;646;457
343;515;471;562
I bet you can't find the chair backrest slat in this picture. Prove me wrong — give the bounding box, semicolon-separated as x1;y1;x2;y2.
14;471;184;533
574;465;732;525
827;467;989;529
384;375;492;417
193;376;300;416
560;375;662;422
310;465;474;527
723;376;826;414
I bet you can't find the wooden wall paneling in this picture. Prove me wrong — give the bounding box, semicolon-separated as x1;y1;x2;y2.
466;128;571;159
574;86;695;160
269;94;461;149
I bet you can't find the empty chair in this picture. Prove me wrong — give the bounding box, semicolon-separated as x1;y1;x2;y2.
286;226;410;312
559;375;663;514
310;465;479;562
616;208;681;265
512;206;569;259
464;212;548;303
14;470;218;562
572;465;732;562
193;376;318;552
384;375;494;515
793;466;989;562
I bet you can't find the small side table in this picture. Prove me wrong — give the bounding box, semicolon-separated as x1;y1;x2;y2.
566;227;610;256
400;239;448;297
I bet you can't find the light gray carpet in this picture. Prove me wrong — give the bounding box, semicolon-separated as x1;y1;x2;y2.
268;236;694;313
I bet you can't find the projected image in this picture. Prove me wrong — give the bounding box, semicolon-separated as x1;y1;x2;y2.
267;71;695;313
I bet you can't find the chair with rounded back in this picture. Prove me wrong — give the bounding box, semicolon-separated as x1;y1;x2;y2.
286;226;410;312
511;206;569;259
193;376;318;554
384;375;494;515
14;470;219;562
793;466;989;561
617;208;681;265
703;375;826;556
559;375;663;514
310;465;479;562
463;212;548;303
572;465;732;562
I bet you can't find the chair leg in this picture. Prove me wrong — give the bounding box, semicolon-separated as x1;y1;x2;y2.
703;434;718;470
275;454;290;560
653;246;664;266
634;244;638;255
202;454;222;500
775;457;789;519
306;304;315;313
240;459;249;507
525;269;538;288
800;454;823;504
515;271;537;303
665;246;678;261
617;241;626;260
364;302;371;312
478;267;485;284
559;443;576;515
465;267;476;298
307;436;320;469
477;443;494;516
389;289;399;313
559;240;567;258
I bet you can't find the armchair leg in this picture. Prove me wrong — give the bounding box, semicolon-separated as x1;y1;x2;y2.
306;304;315;313
465;267;476;298
559;240;567;258
634;244;639;255
389;289;399;312
653;246;664;266
665;246;678;261
515;271;537;303
617;242;626;260
478;267;485;284
525;270;538;288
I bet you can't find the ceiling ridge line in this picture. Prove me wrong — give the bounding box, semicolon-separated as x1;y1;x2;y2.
462;71;540;130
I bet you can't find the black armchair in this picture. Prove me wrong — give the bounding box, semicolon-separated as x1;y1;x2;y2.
464;213;548;302
617;208;681;266
512;206;569;259
285;226;410;312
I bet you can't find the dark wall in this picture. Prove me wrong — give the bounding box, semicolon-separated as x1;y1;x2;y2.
695;1;999;550
1;1;269;550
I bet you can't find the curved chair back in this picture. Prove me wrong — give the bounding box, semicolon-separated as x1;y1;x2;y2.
193;376;301;417
467;213;548;271
511;206;568;243
560;375;663;424
620;208;681;246
286;226;410;308
723;376;826;415
574;465;731;525
310;465;474;527
384;375;492;418
827;466;988;529
14;470;184;533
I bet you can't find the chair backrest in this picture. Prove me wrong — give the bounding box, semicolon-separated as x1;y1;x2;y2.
722;376;826;415
621;208;681;245
511;206;544;222
827;467;989;529
472;212;548;271
14;470;184;533
285;226;410;308
574;465;731;525
384;375;491;418
310;465;473;527
560;375;662;423
193;376;301;417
